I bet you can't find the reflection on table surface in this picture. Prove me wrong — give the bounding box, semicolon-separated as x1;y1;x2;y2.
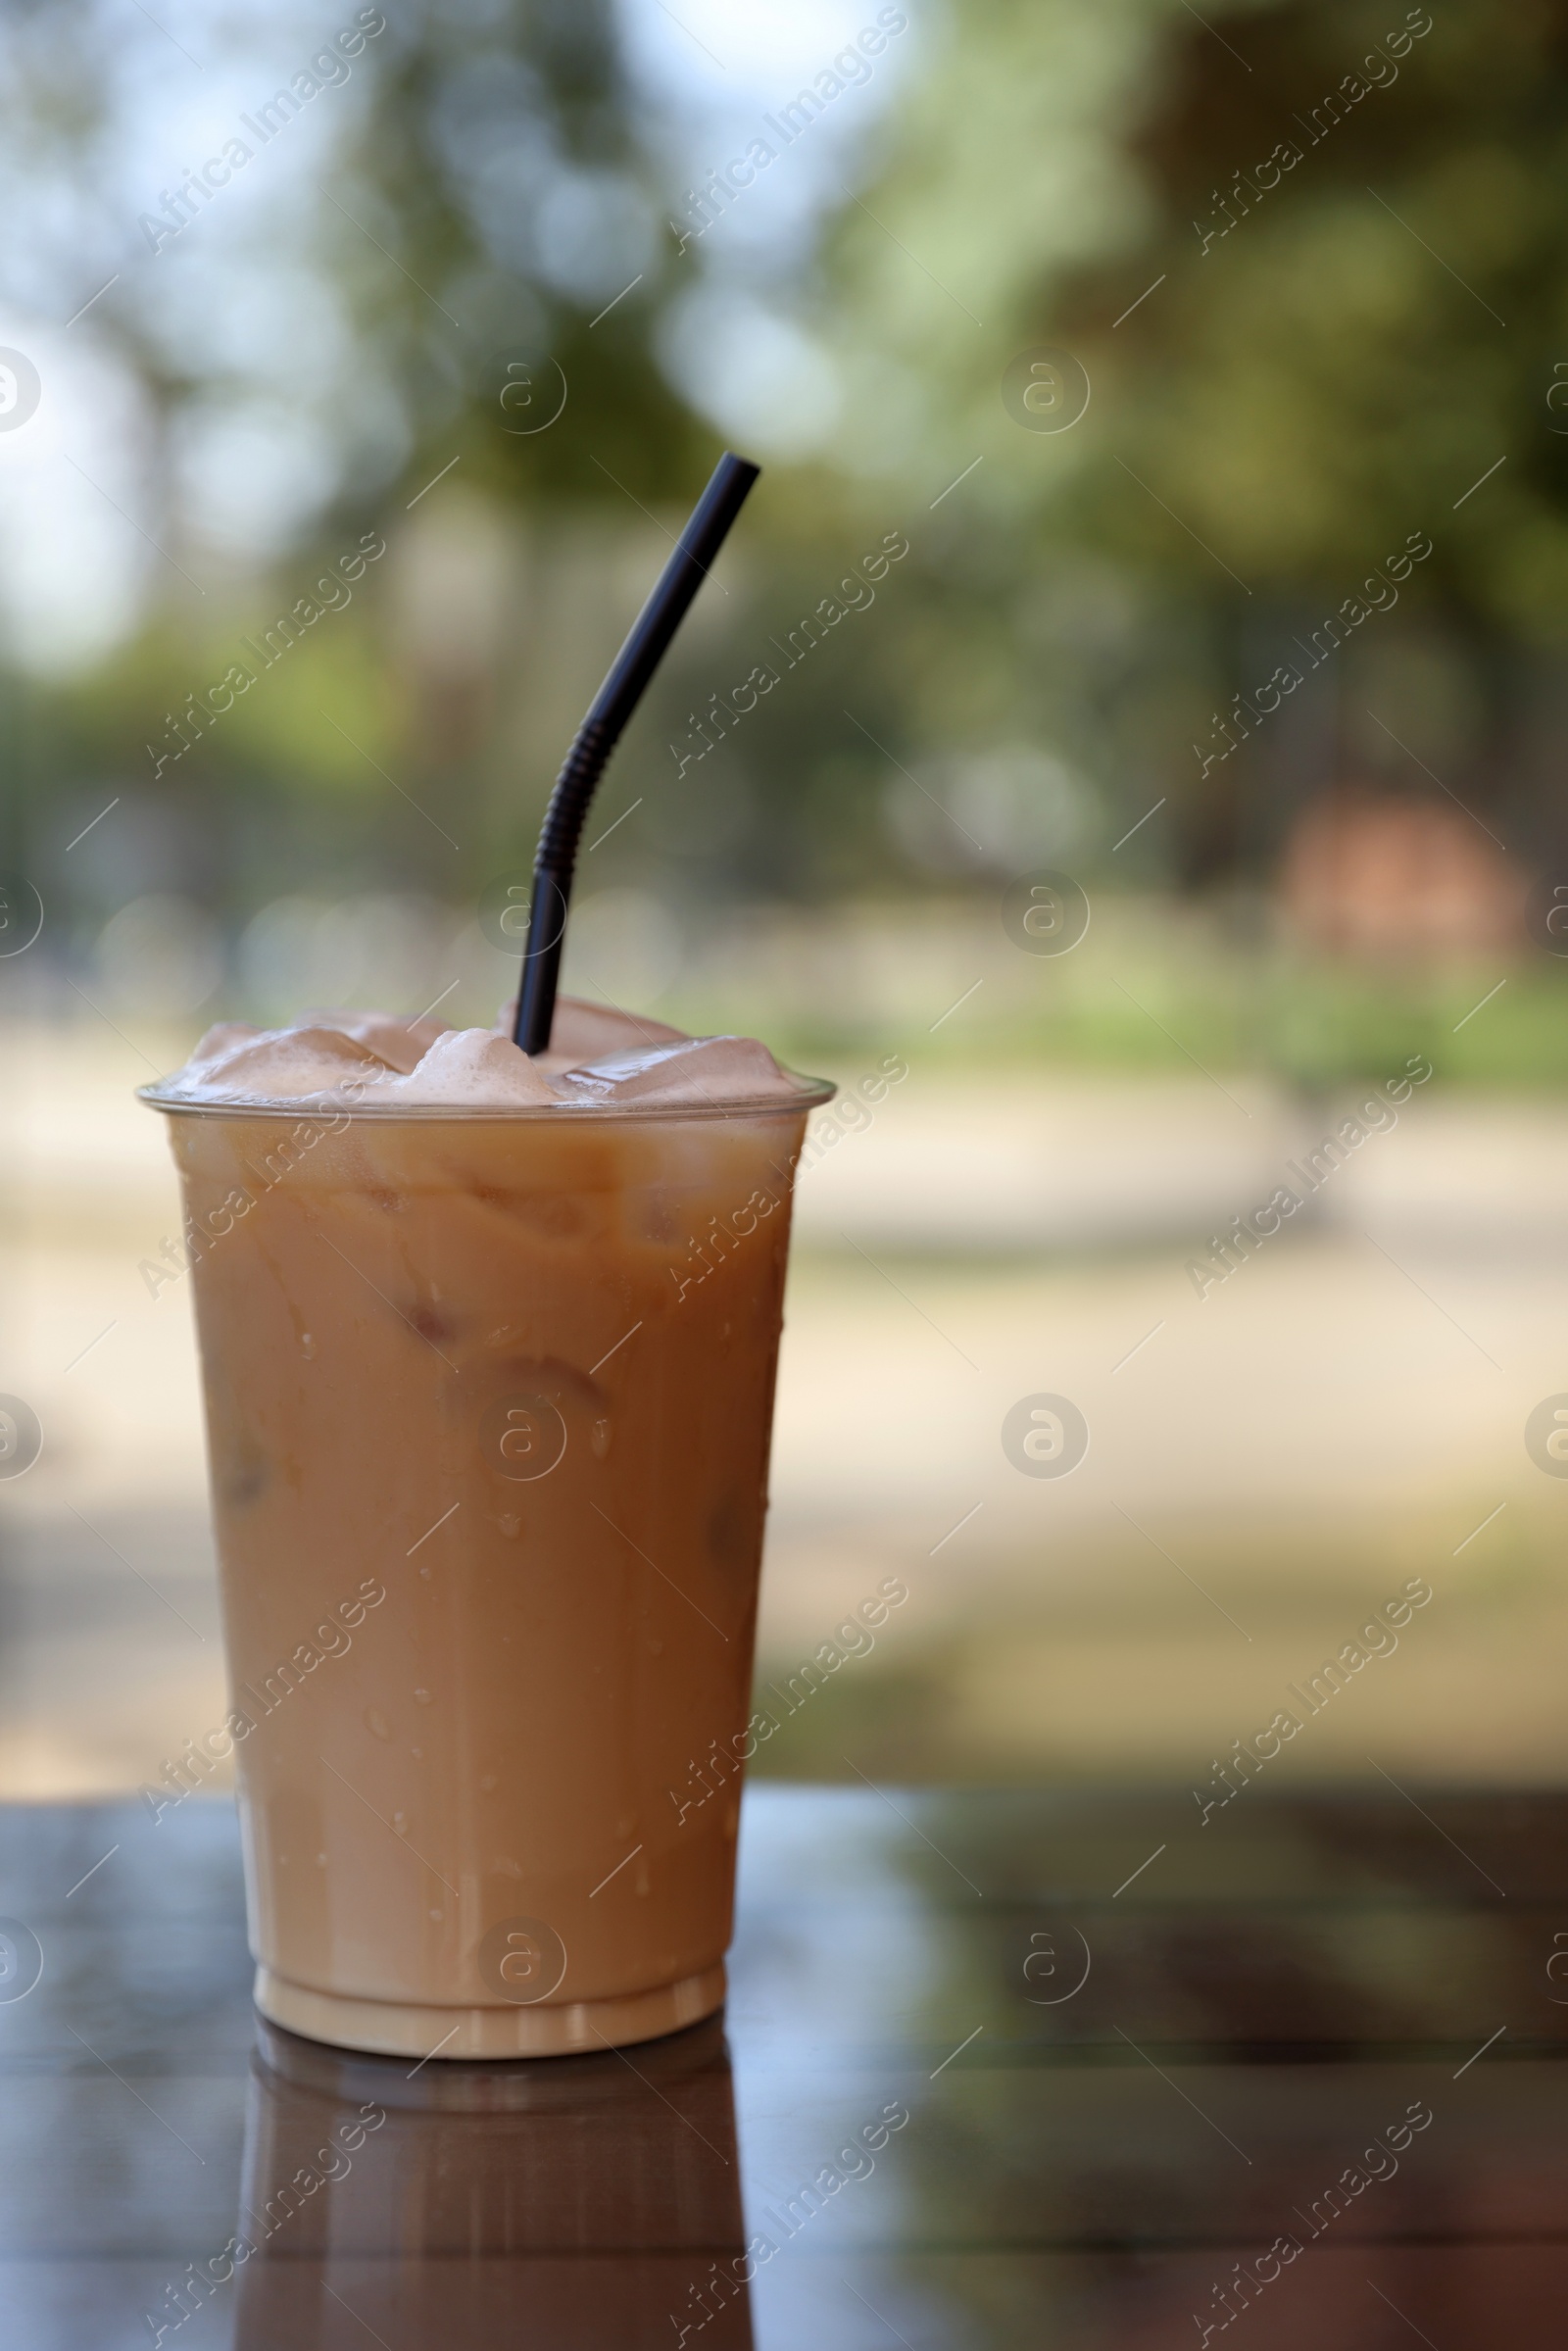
234;2016;752;2349
2;1785;1566;2347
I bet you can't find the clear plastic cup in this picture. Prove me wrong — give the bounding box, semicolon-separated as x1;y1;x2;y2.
142;1078;829;2059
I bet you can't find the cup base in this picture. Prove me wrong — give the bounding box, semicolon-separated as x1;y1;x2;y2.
253;1961;727;2060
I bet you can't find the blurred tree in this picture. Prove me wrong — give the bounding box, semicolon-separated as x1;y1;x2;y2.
819;0;1568;884
326;0;710;507
4;0;726;907
1059;0;1566;882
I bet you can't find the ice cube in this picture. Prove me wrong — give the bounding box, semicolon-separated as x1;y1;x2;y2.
561;1034;796;1104
183;1025;393;1100
495;993;688;1071
299;1009;453;1073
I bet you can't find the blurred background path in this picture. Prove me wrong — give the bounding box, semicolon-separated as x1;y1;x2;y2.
7;990;1565;1797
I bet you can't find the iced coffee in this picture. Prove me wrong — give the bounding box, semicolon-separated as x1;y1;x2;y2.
143;999;829;2058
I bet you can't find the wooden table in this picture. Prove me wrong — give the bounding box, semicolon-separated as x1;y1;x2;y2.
1;1785;1562;2345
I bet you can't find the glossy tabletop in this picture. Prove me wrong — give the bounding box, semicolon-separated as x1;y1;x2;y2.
2;1784;1565;2347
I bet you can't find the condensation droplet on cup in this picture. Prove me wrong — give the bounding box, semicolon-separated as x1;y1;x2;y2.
414;1688;432;1705
301;1334;317;1359
410;1745;424;1761
392;1809;409;1836
591;1417;612;1460
497;1513;520;1539
365;1708;393;1742
428;1908;442;1921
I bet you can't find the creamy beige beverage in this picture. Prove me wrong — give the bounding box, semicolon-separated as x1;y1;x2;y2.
145;1000;829;2058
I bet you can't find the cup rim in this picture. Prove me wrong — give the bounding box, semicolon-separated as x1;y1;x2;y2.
136;1070;838;1124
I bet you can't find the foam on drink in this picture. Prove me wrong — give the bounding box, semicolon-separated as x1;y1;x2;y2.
158;999;808;1110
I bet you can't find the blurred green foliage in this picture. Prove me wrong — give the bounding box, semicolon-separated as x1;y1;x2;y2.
816;0;1568;881
8;0;1568;1080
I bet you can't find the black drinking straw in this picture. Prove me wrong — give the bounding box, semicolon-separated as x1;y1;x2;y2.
512;451;761;1054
